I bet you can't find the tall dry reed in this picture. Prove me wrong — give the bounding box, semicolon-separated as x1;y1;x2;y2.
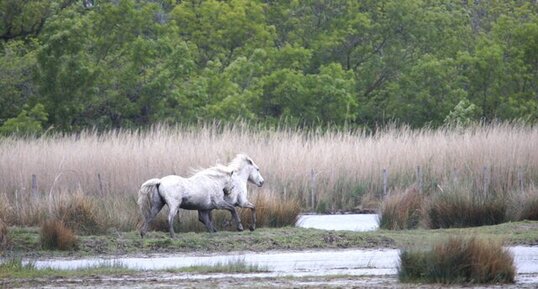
0;123;536;230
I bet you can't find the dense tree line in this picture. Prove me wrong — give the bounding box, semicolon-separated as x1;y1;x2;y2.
1;0;537;133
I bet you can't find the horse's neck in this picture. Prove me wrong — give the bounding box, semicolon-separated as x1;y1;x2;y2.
230;168;249;196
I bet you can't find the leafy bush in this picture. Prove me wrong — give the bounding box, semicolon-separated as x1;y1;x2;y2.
399;237;515;284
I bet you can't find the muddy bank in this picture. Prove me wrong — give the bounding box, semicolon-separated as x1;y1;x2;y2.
5;271;538;289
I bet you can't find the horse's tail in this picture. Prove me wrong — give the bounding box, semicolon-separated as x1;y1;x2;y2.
137;178;161;222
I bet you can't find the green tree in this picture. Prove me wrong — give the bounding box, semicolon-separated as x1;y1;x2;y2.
170;0;275;66
0;39;37;124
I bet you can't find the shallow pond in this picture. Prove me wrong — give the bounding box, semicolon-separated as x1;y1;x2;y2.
10;214;538;286
28;246;538;284
295;214;379;231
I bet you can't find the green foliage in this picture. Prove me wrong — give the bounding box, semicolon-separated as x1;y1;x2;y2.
444;98;480;127
0;0;537;131
0;103;47;136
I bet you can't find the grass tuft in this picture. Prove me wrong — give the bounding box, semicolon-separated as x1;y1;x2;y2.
55;193;105;235
379;187;423;230
40;219;77;250
399;236;515;284
178;258;268;273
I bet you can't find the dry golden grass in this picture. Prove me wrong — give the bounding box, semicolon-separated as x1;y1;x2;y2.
40;219;77;251
0;123;537;230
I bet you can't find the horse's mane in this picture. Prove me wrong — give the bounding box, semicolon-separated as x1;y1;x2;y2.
191;154;250;180
227;153;251;171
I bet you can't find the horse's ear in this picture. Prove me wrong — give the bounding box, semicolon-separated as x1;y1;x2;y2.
246;158;253;165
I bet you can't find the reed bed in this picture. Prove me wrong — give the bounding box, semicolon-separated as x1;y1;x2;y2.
0;123;536;231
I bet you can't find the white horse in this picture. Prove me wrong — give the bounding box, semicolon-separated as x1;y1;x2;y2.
137;154;264;238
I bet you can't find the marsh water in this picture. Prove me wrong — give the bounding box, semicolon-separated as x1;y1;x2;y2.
13;214;538;286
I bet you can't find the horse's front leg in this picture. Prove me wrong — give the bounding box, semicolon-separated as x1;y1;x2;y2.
230;207;244;231
243;201;256;231
227;206;244;231
218;201;244;231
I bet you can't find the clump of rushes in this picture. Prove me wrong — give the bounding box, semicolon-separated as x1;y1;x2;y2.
399;236;515;284
424;188;506;229
56;193;105;235
0;218;8;250
379;187;423;230
518;188;538;221
40;219;77;250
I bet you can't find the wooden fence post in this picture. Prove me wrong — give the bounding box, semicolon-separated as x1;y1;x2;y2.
31;174;37;197
518;167;524;192
416;166;423;193
98;173;104;195
383;168;388;197
310;169;316;209
483;166;490;195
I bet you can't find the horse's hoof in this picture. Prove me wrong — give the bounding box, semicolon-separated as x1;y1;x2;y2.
249;225;255;231
237;225;244;232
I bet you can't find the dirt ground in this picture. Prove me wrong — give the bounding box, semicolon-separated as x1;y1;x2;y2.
4;271;538;289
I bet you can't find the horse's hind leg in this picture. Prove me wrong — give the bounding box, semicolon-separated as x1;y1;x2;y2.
167;203;180;238
207;211;217;232
198;210;216;233
140;193;165;238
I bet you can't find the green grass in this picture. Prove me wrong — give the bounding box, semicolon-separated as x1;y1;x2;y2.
0;257;266;282
4;221;538;258
0;257;134;279
172;258;268;274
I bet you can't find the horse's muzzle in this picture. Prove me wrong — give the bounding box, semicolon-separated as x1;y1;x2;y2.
257;180;264;187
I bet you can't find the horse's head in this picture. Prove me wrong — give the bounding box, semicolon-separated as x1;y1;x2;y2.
235;154;264;187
